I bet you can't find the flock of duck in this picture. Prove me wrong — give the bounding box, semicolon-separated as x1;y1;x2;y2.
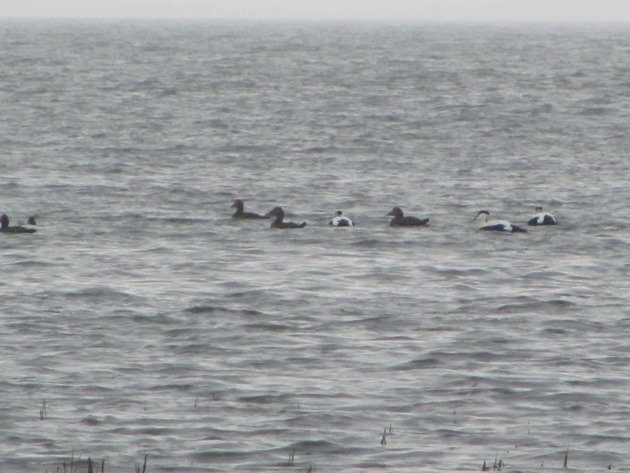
0;214;37;234
0;204;557;235
232;200;558;232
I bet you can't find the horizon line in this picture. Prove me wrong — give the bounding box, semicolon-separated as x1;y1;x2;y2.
1;16;629;25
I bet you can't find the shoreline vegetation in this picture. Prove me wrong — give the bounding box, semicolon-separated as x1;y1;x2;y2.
46;454;147;473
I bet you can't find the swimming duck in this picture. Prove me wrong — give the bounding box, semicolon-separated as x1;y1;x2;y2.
387;207;429;227
265;207;307;229
0;214;37;233
527;206;558;226
231;199;268;219
329;210;354;227
473;210;527;233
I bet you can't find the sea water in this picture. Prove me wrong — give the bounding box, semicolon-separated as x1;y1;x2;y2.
0;20;628;472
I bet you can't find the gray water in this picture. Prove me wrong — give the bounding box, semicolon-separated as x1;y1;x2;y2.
0;20;629;472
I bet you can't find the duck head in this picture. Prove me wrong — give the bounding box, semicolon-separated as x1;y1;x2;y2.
265;206;285;220
473;210;490;222
387;207;404;219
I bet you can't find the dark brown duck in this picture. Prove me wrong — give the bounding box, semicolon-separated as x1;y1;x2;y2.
386;207;429;227
231;199;268;219
0;214;37;234
265;207;307;229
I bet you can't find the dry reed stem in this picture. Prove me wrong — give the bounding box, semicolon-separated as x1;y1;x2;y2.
135;455;148;473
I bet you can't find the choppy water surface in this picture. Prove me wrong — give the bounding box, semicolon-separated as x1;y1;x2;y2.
0;20;629;472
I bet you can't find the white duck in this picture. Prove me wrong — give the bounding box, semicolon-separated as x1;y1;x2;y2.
329;210;354;227
527;206;558;226
473;210;527;233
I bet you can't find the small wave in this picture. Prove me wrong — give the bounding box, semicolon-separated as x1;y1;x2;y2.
195;118;228;129
302;146;338;154
81;416;101;426
160;87;178;96
467;351;506;362
392;357;441;370
61;286;143;303
14;260;54;268
579;107;608;115
187;305;262;316
164;327;198;337
166;343;236;356
243;322;293;332
352;462;388;469
351;239;388;248
148;383;195;392
493;299;576;314
431;267;485;277
284;439;343;455
192;449;251;461
218;144;268;154
540;327;569;335
161;216;209;224
138;427;177;436
238;393;293;404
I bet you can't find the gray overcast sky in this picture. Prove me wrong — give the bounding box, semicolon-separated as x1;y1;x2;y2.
2;0;630;23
